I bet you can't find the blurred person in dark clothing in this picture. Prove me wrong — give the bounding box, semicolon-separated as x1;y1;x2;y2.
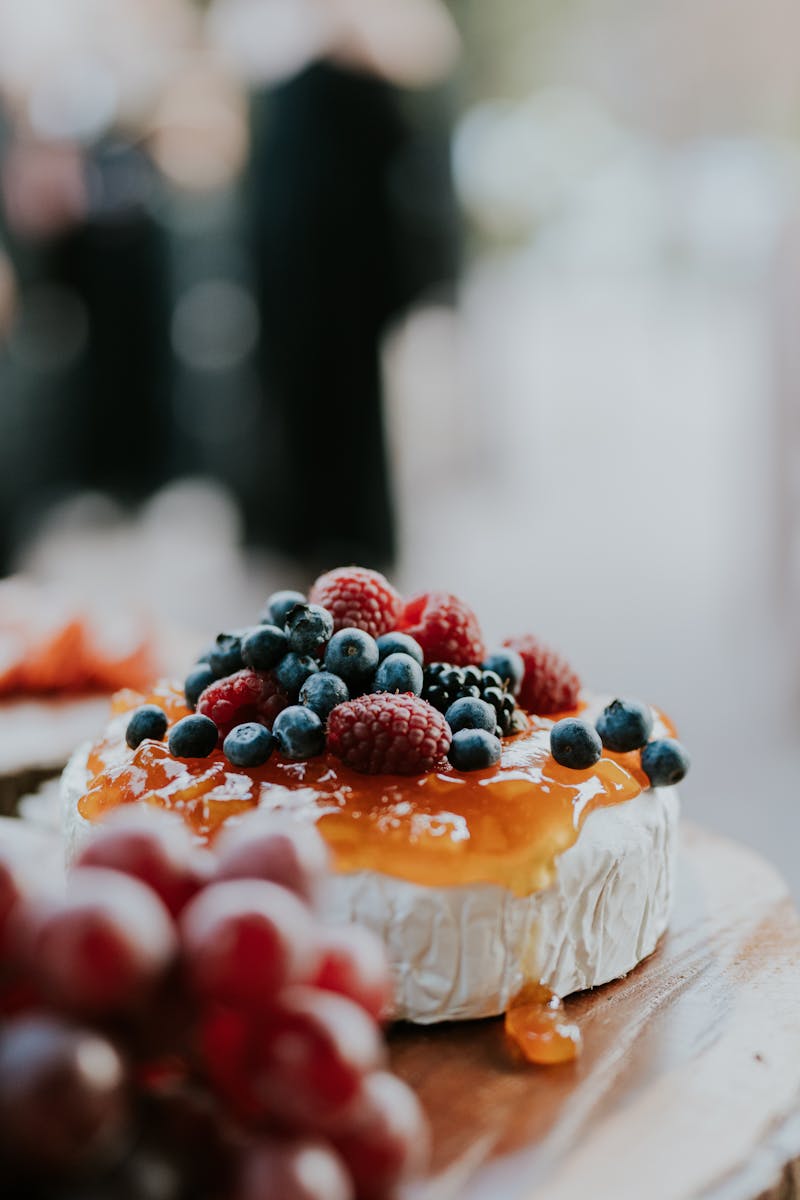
218;0;462;568
247;62;458;568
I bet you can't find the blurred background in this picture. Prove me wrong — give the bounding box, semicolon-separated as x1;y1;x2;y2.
0;0;798;889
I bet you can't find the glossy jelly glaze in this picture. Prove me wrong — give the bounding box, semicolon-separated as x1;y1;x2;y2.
78;683;662;898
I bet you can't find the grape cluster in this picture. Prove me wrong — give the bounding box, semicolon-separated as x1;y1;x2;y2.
0;808;428;1199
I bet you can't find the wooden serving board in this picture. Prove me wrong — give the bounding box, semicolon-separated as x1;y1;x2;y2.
391;824;800;1200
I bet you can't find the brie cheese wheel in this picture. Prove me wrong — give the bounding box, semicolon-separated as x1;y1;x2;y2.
61;739;679;1024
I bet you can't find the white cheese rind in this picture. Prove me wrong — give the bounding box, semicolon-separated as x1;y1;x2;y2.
62;744;678;1022
324;788;679;1022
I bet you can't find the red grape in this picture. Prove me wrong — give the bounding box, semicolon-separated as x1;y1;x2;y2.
314;926;392;1022
213;811;329;904
235;1139;354;1200
180;879;318;1009
250;986;386;1131
22;867;177;1016
0;1015;128;1173
0;849;25;958
77;805;212;916
333;1071;430;1199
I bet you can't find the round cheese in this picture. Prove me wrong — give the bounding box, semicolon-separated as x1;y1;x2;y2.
61;744;678;1023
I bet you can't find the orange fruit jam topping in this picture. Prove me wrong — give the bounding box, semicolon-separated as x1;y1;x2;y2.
79;683;652;897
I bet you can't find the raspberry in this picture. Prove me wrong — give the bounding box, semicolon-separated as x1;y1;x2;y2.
197;669;289;737
398;592;485;667
502;635;581;715
327;693;451;775
309;567;401;639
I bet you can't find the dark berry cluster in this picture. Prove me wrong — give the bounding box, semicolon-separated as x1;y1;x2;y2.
422;663;519;737
122;566;639;780
550;697;690;786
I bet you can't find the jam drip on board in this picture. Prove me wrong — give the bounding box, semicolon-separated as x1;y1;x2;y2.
79;683;657;898
504;984;582;1065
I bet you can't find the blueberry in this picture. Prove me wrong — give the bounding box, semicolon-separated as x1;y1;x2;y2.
482;686;506;713
550;718;602;770
483;650;525;696
375;632;424;666
461;666;483;689
299;671;350;720
125;705;168;749
640;738;690;787
208;631;246;677
324;628;379;691
596;698;654;753
426;685;449;712
448;729;502;771
263;589;307;629
439;667;464;692
373;653;424;696
274;652;319;697
168;714;218;759
242;624;288;671
223;722;275;768
285;604;334;655
445;696;497;735
184;663;216;710
273;705;325;760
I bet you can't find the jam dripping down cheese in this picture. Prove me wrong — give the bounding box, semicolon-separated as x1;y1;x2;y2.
79;682;652;898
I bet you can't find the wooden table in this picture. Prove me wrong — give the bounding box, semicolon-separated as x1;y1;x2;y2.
391;825;800;1200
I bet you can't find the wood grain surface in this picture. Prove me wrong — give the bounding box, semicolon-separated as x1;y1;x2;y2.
391;824;800;1200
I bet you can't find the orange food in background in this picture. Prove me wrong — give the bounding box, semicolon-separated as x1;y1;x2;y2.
0;578;155;696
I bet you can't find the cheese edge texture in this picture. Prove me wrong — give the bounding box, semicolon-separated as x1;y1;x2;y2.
61;745;679;1023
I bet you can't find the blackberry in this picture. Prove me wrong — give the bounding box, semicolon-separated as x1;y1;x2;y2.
421;662;519;737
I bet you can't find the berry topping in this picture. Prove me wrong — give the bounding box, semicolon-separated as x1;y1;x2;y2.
373;653;423;696
285;604;335;656
125;704;168;749
185;662;217;709
168;714;219;759
375;632;424;665
422;663;518;736
482;649;525;696
327;693;451;775
309;567;401;639
299;671;350;721
208;632;247;677
398;591;485;666
444;696;496;735
263;589;307;628
502;634;581;715
273;706;326;760
274;652;320;698
550;718;602;770
197;668;289;734
640;738;690;787
324;629;379;692
447;728;502;771
596;698;654;753
242;625;288;672
223;722;276;768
